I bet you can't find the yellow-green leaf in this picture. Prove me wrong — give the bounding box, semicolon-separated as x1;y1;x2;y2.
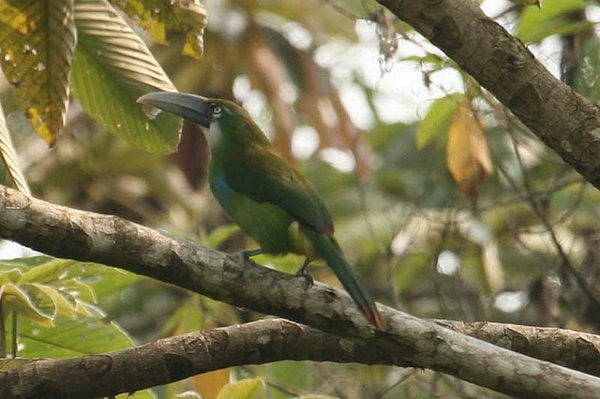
115;0;207;59
517;0;589;43
417;95;459;149
216;379;264;399
1;283;53;327
29;283;79;320
510;0;542;7
0;101;30;194
57;279;97;304
0;0;76;145
0;268;22;284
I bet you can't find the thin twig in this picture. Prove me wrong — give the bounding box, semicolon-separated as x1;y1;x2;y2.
0;299;5;358
10;311;16;358
507;130;600;310
374;369;416;398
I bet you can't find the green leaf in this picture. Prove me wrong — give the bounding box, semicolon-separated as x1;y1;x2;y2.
13;316;135;358
117;389;156;399
6;255;141;306
290;396;335;399
0;0;76;145
17;257;119;285
0;268;22;284
57;279;97;304
416;95;459;149
28;283;82;319
405;54;447;69
517;0;590;43
7;316;157;397
1;283;53;326
0;256;54;270
0;102;30;194
114;0;207;59
17;258;83;284
72;0;182;153
160;300;204;336
217;378;265;399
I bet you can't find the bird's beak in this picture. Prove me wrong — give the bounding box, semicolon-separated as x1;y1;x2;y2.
137;91;211;128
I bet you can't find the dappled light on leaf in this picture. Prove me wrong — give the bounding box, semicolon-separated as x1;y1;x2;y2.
0;0;76;145
114;0;207;59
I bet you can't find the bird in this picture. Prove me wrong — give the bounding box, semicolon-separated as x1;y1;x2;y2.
137;91;384;330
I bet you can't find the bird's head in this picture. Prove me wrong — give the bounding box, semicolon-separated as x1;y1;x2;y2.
137;91;270;149
137;91;244;129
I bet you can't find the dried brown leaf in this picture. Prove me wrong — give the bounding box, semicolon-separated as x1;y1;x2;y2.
447;102;493;199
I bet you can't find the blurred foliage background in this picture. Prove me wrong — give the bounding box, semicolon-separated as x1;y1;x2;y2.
1;0;600;398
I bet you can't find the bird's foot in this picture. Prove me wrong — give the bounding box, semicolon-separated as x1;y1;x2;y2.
233;248;263;264
295;259;314;289
242;248;264;258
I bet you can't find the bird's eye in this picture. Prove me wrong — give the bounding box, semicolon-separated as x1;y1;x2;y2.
212;106;222;116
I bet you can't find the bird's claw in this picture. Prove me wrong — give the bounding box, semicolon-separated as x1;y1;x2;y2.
295;259;313;288
234;249;263;264
297;272;314;289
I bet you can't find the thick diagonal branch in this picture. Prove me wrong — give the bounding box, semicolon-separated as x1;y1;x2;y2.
376;0;600;189
4;318;600;399
0;186;599;398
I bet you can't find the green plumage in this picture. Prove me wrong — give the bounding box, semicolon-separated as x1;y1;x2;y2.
137;92;384;329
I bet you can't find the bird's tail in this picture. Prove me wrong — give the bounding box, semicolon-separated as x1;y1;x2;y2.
303;228;385;330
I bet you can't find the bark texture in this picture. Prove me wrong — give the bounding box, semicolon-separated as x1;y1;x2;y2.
0;186;600;398
3;318;600;399
376;0;600;189
1;319;389;399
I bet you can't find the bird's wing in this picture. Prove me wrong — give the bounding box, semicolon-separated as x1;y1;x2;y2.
223;147;334;233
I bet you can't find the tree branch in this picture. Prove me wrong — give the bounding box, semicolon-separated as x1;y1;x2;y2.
1;319;391;399
0;186;599;398
3;318;600;399
376;0;600;189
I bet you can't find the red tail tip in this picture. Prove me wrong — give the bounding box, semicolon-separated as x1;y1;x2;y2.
361;305;386;331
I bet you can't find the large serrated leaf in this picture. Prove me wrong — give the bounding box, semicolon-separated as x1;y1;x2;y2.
0;0;76;145
0;101;30;194
115;0;207;59
72;0;181;153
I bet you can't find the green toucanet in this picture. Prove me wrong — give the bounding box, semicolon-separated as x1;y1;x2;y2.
137;91;384;329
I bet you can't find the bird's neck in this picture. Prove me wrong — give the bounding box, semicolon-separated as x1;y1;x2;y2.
206;120;271;176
